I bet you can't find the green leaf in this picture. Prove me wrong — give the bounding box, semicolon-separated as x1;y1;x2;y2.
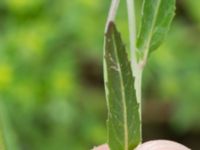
136;0;176;54
104;22;141;150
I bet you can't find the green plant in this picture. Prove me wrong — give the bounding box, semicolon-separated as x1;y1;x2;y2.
104;0;176;149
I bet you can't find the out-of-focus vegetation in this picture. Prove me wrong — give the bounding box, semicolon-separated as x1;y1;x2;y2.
0;0;199;149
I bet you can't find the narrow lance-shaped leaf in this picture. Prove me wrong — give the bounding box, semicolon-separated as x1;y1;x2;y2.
136;0;176;55
104;22;141;150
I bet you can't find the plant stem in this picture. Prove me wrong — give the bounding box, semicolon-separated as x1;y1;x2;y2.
135;64;143;119
105;0;120;32
126;0;137;76
126;0;143;139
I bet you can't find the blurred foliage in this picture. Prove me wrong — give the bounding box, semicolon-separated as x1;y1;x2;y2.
0;0;199;150
148;21;200;132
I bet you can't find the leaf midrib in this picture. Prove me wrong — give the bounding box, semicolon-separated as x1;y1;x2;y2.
144;0;162;57
112;33;129;150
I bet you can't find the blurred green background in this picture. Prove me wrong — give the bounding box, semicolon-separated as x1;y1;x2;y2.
0;0;200;149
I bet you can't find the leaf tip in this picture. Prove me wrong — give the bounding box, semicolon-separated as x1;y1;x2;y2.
105;21;115;35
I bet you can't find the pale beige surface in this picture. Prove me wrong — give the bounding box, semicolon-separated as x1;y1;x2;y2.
92;140;191;150
135;140;190;150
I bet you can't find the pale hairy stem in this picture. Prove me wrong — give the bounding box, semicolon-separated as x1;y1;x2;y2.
105;0;120;33
126;0;143;138
135;64;143;120
126;0;137;76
